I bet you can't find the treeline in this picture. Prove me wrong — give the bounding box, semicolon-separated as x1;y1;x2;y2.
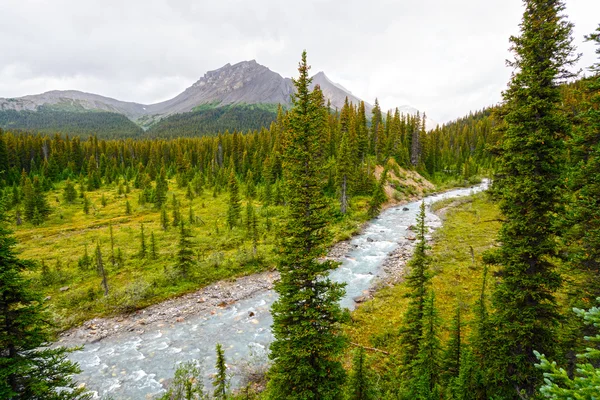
0;108;143;139
0;96;496;228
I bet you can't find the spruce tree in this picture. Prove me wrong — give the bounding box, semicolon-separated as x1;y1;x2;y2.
367;169;387;218
0;220;90;399
409;292;442;399
347;347;378;400
337;131;352;215
161;206;169;231
83;193;90;215
563;25;600;299
399;202;431;376
150;231;158;260
268;51;347;399
139;223;146;258
63;178;77;203
213;343;229;400
488;0;578;396
176;221;194;278
95;242;108;296
226;170;241;230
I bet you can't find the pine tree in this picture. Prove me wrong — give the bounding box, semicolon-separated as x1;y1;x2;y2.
161;206;169;231
83;193;90;215
337;131;352;214
367;169;387;218
268;51;347;399
109;223;116;267
347;347;378;400
213;343;229;400
176;221;194;278
226;170;241;229
95;242;108;296
63;178;77;203
139;223;146;258
125;200;132;215
488;0;578;396
0;221;90;399
408;292;442;399
399;202;431;376
441;304;463;389
150;231;158;260
563;25;600;299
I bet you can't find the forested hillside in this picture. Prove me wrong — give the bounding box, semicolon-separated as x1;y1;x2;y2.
0;108;143;139
145;104;279;138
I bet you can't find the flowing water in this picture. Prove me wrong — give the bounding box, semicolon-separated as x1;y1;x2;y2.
68;181;488;399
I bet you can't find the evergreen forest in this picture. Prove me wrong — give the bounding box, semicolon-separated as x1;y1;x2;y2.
1;0;600;398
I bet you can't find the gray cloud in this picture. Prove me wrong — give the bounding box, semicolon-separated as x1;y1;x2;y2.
0;0;598;123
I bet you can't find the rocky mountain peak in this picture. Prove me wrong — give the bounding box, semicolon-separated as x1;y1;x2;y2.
191;60;269;92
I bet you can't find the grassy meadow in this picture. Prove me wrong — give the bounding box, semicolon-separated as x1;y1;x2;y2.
14;178;371;331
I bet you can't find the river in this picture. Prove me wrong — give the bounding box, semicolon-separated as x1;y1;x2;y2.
67;181;488;399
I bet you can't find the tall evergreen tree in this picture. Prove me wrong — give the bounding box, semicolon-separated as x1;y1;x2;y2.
337;131;352;215
0;220;90;399
487;0;578;396
268;52;347;399
176;221;194;279
139;223;146;258
95;242;108;296
346;347;378;400
213;343;229;400
63;178;77;203
563;24;600;299
399;202;432;376
226;170;241;230
408;292;442;399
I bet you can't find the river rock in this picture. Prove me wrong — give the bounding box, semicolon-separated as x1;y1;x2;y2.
353;296;366;303
367;237;374;242
59;286;70;292
402;207;409;211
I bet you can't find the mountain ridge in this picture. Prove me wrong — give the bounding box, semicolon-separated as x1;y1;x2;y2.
0;60;436;132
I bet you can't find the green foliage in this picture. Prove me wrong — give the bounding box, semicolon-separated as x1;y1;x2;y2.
213;344;229;400
147;104;278;139
0;220;90;399
399;202;432;374
160;360;207;400
407;292;442;399
0;109;143;139
346;347;378;400
486;0;578;396
267;52;348;399
367;169;387;218
63;178;77;203
535;300;600;398
176;221;195;278
226;171;241;230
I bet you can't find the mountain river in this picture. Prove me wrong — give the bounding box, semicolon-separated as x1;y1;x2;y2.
66;181;488;399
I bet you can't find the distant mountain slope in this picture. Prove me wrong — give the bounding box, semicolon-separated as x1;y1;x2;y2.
0;60;436;137
0;108;143;138
310;71;373;114
146;104;278;138
145;61;293;118
0;90;147;119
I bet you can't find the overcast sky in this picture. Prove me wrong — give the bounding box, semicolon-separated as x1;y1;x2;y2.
0;0;598;123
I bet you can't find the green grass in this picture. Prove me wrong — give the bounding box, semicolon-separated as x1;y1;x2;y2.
346;193;502;355
14;180;373;331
